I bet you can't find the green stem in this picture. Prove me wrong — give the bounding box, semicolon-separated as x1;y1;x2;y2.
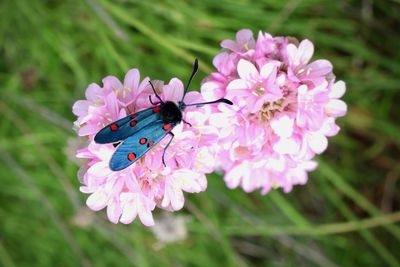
224;211;400;236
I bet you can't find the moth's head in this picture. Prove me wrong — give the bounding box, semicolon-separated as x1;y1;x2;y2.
161;101;183;123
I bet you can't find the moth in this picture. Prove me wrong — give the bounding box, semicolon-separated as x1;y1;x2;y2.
94;59;232;171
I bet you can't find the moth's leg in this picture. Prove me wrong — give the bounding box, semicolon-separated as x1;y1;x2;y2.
148;95;161;106
149;81;164;103
182;119;192;127
162;132;175;167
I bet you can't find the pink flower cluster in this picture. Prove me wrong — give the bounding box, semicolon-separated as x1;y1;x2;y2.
72;29;347;226
73;70;218;226
201;29;346;193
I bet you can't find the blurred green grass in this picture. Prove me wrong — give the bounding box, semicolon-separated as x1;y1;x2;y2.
1;0;400;266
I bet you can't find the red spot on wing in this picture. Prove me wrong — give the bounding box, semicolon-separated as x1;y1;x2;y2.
139;138;147;145
153;107;161;113
130;120;137;127
131;114;137;119
127;152;136;161
147;141;154;148
110;124;118;131
163;123;172;131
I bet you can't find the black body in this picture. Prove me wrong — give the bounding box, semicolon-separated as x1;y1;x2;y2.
160;101;183;124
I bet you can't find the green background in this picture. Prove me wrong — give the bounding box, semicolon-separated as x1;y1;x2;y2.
1;1;399;266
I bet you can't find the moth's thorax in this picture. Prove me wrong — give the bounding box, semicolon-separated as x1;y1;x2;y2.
160;101;182;123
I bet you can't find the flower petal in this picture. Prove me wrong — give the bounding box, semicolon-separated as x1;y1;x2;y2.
308;133;328;154
270;115;294;138
237;59;258;79
163;78;184;102
236;29;254;44
138;207;155;226
325;99;347;117
172;169;205;193
260;63;275;78
120;193;138;224
85;83;103;101
107;198;122;224
124;69;140;91
201;81;224;100
297;39;314;65
227;79;247;90
273;138;299;154
86;190;108;211
224;162;249;189
102;76;123;91
72;100;89;116
306;59;333;78
329;80;346;99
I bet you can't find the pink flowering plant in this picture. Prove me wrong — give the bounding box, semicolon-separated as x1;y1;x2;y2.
72;29;347;226
73;70;219;226
201;29;347;193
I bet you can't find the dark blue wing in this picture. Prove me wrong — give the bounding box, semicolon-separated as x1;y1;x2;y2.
109;120;176;171
94;106;162;144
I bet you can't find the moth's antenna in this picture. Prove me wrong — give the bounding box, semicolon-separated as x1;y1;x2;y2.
183;98;233;107
149;81;164;104
181;58;199;102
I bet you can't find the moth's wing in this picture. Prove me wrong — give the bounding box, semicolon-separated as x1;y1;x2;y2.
94;106;162;144
109;120;176;171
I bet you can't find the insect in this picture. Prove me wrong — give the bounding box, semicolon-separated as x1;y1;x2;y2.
94;59;233;171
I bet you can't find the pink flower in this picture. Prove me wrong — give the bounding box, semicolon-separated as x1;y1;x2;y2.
73;68;150;139
73;71;218;226
102;69;151;107
72;83;111;126
202;29;347;194
227;59;282;113
221;29;256;56
286;40;333;86
77;92;125;137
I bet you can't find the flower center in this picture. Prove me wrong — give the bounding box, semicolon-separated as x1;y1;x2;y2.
258;99;284;122
139;177;155;193
252;86;265;96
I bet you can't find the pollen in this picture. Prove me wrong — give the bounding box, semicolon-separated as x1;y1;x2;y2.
258;99;285;122
252;86;265;96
